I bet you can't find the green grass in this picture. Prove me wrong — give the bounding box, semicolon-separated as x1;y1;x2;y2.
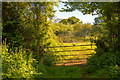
39;65;84;78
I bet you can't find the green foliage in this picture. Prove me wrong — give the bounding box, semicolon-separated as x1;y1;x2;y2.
59;16;80;25
2;2;120;78
1;41;85;78
2;41;85;78
52;22;74;42
88;68;111;78
59;19;68;25
87;52;118;72
43;52;54;66
86;48;120;78
90;25;102;37
74;23;92;38
86;50;120;78
109;65;120;78
2;2;24;44
32;63;48;78
2;42;41;78
68;16;80;24
54;19;98;43
20;2;59;50
61;2;120;50
2;2;60;64
88;65;120;78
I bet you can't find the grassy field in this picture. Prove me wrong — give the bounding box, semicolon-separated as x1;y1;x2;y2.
45;42;97;66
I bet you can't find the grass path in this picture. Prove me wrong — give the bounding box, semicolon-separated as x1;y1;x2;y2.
80;64;89;78
54;56;90;78
54;62;90;78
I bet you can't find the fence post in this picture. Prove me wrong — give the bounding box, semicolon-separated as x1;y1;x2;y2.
84;36;85;42
90;38;92;48
91;43;92;48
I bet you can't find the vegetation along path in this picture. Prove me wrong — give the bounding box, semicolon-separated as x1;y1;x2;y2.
48;42;96;78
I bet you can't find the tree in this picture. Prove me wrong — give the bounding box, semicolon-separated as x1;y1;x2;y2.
60;2;120;51
59;16;80;24
2;2;26;48
68;16;80;24
52;22;74;42
90;24;102;40
20;2;59;62
74;23;92;42
2;2;59;63
59;19;68;25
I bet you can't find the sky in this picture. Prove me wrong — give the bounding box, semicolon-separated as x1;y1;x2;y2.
53;3;98;25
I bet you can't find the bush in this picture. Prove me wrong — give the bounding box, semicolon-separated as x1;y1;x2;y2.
86;49;120;78
108;65;120;78
86;52;118;73
89;68;111;78
43;53;54;66
88;65;120;78
2;42;41;78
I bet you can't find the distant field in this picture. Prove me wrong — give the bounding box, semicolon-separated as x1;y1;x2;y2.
45;42;97;66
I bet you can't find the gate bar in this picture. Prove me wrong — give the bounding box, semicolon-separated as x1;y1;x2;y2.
46;49;95;53
45;44;96;48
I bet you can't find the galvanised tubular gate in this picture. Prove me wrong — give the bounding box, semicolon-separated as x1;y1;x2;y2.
46;44;95;48
45;43;96;52
44;43;96;65
47;49;95;53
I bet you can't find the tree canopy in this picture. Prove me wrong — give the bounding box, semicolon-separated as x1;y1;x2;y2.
2;2;59;61
60;2;120;51
59;16;80;24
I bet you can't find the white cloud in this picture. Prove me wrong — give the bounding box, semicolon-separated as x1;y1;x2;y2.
60;0;68;2
54;3;98;25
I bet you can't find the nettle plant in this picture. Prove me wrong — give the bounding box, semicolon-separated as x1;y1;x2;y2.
2;41;40;78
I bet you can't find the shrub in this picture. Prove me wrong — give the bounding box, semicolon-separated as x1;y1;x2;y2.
89;68;111;78
2;42;40;78
108;65;120;78
86;52;118;73
86;49;120;78
88;65;120;78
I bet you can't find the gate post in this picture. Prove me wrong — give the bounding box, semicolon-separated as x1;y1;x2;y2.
90;38;92;48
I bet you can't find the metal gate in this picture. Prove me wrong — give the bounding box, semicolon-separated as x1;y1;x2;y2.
44;43;96;66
